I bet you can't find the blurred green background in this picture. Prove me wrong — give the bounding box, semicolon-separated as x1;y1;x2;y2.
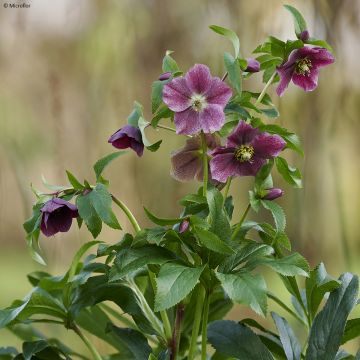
1;0;359;354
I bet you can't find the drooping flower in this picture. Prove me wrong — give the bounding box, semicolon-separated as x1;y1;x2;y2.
162;64;232;135
108;125;144;157
210;121;286;183
276;46;335;97
245;58;260;73
40;198;78;237
171;134;220;182
262;188;284;200
159;72;172;81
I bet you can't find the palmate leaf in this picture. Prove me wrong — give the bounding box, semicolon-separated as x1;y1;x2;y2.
208;320;274;359
154;263;205;311
305;273;359;360
261;200;286;233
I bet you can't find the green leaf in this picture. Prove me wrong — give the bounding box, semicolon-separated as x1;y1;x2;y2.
194;227;235;255
271;312;302;360
224;52;242;94
306;263;340;319
151;80;167;114
66;170;84;190
127;101;144;127
305;273;359;360
249;253;309;277
342;318;360;345
138;116;162;152
261;108;279;118
107;324;152;360
144;207;185;226
155;263;204;311
261;200;286;233
216;272;267;316
284;4;308;37
93;152;126;180
210;25;240;58
305;39;333;52
162;50;180;73
151;106;173;128
275;157;302;188
206;187;231;242
208;320;274;359
109;245;175;281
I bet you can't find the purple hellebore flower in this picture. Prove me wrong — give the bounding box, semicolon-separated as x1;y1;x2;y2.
162;64;232;135
171;134;220;182
262;188;284;200
108;125;144;157
276;46;335;97
210;121;286;183
159;72;172;81
246;58;260;73
40;198;78;237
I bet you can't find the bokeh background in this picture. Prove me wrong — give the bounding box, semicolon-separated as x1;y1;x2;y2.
1;0;360;354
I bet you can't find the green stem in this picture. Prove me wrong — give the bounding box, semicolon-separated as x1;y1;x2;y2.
171;303;185;360
231;203;251;241
156;124;177;133
111;195;141;233
148;270;172;341
254;71;276;106
73;325;102;360
188;285;206;360
201;291;210;360
223;177;232;202
200;132;208;197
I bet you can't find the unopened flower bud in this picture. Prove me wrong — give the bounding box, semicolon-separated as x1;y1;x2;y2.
245;58;260;73
298;30;310;41
179;219;190;233
158;72;172;81
262;188;284;200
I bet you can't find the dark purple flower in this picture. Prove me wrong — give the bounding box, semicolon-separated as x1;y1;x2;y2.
276;46;335;97
210;121;286;183
298;30;310;41
246;58;260;73
262;188;284;200
179;219;190;233
171;134;220;182
108;125;144;156
162;64;232;135
40;198;78;237
159;72;172;81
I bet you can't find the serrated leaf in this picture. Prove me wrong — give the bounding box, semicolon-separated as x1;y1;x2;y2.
127;101;144;127
224;52;242;94
261;200;286;233
284;4;308;37
151;80;166;114
271;312;302;360
275;157;302;188
93;152;126;180
138;116;162;152
216;272;267;316
155;263;204;311
210;25;240;58
342;318;360;345
76;193;102;238
66;170;84;190
305;273;359;360
208;320;274;359
194;227;235;255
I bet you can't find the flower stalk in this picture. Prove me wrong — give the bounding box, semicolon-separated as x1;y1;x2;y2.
111;195;141;233
72;324;102;360
231;203;251;241
200;132;208;196
201;291;210;360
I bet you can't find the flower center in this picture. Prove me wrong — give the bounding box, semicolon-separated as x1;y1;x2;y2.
234;145;254;162
190;94;207;112
295;57;312;76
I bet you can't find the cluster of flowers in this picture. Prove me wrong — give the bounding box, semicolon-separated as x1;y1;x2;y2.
39;44;334;238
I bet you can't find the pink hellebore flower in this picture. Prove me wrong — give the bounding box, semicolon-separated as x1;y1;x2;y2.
276;46;334;97
210;121;286;183
162;64;232;135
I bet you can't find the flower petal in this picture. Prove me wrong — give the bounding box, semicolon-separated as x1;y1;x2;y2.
185;64;213;94
235;156;266;176
40;215;57;237
291;68;319;92
227;121;260;147
309;47;335;68
205;78;232;107
163;76;191;112
276;66;294;97
53;198;78;213
198;104;225;133
174;108;201;135
210;150;238;183
252;133;286;158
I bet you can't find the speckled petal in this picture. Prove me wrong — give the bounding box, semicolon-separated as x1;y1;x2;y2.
163;76;191;112
276;65;294;97
309;47;335;68
174;108;201;135
198;104;225;134
205;78;232;107
292;68;319;92
210;149;238;183
185;64;213;94
252;133;286;158
227;121;260;148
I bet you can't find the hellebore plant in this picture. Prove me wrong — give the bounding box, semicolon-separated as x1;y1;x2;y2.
1;5;359;360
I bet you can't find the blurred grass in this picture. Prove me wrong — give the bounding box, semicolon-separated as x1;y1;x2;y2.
0;0;360;352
